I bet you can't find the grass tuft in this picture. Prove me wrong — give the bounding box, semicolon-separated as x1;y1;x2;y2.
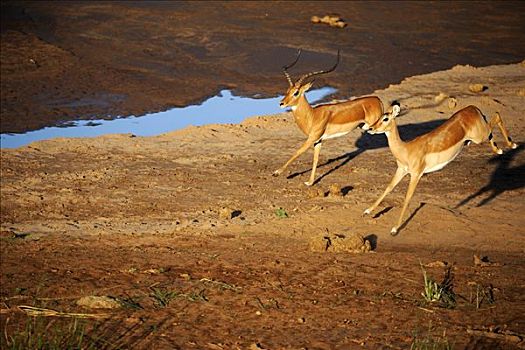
149;287;179;308
420;264;456;309
274;207;289;219
4;317;97;350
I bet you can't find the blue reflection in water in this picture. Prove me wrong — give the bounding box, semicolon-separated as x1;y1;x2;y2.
0;87;336;149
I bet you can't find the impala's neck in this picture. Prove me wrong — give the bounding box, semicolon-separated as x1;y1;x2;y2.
292;94;315;134
384;119;409;163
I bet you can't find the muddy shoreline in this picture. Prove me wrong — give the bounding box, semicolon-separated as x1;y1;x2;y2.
2;1;525;133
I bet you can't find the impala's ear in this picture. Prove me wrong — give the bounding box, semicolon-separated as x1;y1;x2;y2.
301;81;313;93
391;102;401;118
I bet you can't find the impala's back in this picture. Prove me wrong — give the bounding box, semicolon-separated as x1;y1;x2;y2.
318;96;384;139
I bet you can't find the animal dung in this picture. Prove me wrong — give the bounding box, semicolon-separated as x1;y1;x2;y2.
307;187;326;198
311;15;347;28
219;207;235;220
328;183;343;197
468;84;488;93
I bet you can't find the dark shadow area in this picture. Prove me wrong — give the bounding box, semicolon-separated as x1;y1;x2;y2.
455;145;525;208
341;185;354;196
287;119;447;184
364;234;378;251
231;210;242;219
395;202;427;235
373;206;393;219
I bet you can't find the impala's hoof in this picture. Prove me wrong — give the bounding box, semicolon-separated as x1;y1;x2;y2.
511;142;518;149
362;208;372;216
304;181;313;186
497;149;503;155
390;227;398;236
272;170;281;177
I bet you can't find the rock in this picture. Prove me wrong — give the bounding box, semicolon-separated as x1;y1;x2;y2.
434;92;448;103
311;14;347;28
473;255;503;267
76;296;121;309
469;84;488;93
424;260;448;268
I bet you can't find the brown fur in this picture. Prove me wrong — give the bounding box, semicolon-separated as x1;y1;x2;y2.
274;85;384;186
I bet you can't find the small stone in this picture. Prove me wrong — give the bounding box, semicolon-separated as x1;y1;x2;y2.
77;296;121;309
469;84;488;93
434;92;448;103
448;97;457;110
297;317;306;323
425;260;448;268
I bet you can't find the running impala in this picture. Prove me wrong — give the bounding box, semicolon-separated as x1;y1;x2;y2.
363;102;518;235
273;50;386;186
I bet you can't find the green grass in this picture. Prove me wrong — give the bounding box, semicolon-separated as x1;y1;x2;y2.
149;287;179;308
411;334;453;350
420;265;456;309
468;283;495;309
4;317;97;350
274;207;288;218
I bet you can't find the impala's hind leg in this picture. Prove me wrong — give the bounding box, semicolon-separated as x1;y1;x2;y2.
479;114;503;155
486;131;503;155
490;112;518;149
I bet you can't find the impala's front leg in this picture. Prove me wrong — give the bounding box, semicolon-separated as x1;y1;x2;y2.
273;138;316;177
363;166;407;216
304;140;322;186
391;171;422;235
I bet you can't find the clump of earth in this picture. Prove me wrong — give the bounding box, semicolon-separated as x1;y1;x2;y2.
309;232;372;253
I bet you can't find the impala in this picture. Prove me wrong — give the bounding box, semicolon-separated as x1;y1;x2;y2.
363;102;518;235
273;50;386;186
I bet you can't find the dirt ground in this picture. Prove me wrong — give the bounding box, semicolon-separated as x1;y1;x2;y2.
1;61;525;348
2;1;525;349
2;1;525;133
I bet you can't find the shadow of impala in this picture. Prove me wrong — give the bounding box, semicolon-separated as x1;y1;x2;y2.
455;144;524;208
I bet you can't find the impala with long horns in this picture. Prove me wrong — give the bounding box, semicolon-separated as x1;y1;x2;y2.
273;50;386;186
363;102;518;235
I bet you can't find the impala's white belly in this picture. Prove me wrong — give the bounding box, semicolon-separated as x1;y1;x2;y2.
321;131;350;141
423;144;463;174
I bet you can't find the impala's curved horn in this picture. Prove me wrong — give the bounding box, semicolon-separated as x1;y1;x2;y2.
297;49;341;85
282;49;302;86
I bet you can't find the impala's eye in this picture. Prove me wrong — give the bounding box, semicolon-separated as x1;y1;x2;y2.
293;90;300;97
383;117;389;122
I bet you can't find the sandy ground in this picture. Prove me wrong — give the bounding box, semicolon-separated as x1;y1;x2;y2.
1;62;525;349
